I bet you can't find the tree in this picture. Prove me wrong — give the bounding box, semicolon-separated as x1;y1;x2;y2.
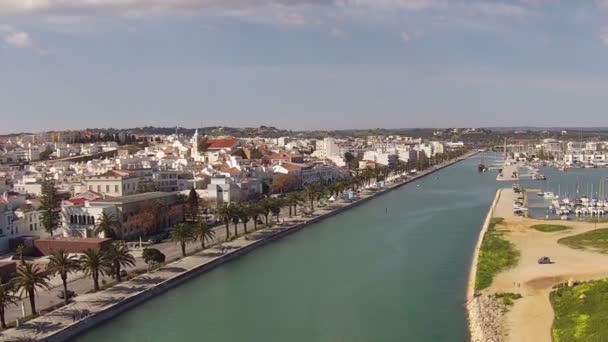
14;263;51;315
259;199;272;225
142;248;165;270
80;249;111;292
39;147;53;161
105;242;136;282
46;250;80;305
269;198;285;223
249;204;263;230
216;203;234;241
93;212;120;239
230;205;241;237
303;183;321;211
39;178;62;237
271;174;301;194
0;280;18;329
187;187;200;221
126;200;162;236
193;219;215;249
171;223;195;257
237;205;251;234
286;192;304;217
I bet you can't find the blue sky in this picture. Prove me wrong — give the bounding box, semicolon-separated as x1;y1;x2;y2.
2;0;608;133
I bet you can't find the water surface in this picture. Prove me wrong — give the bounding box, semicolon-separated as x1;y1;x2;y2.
76;156;500;342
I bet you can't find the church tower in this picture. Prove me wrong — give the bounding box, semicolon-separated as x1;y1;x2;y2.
191;128;199;160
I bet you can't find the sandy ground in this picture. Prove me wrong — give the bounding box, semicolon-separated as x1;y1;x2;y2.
483;188;608;342
496;162;519;182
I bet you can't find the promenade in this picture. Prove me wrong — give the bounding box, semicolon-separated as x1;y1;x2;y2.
0;151;477;342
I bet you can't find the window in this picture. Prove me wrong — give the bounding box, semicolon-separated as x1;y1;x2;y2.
89;185;92;191
30;224;33;231
97;185;101;192
115;185;119;193
106;185;110;192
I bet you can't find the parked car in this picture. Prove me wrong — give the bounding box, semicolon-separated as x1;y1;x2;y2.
147;236;162;244
57;290;76;300
119;270;128;278
538;256;552;264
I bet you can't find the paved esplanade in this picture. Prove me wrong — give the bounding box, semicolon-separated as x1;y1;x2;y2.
73;156;502;342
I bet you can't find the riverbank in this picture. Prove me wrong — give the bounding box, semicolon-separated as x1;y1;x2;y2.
0;151;477;342
466;189;503;342
467;185;608;342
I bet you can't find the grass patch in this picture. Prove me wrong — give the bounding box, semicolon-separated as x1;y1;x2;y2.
493;292;523;307
532;224;572;232
475;217;520;291
550;279;608;342
558;228;608;253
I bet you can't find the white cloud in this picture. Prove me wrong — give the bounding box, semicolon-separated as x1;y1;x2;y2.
0;25;49;53
5;31;33;48
1;26;34;48
0;0;533;18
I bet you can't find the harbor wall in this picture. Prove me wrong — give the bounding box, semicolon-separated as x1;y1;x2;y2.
465;188;503;342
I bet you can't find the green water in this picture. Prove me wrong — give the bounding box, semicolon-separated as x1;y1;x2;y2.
76;156;500;342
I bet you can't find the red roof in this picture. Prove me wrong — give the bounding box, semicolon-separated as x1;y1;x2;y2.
207;138;240;150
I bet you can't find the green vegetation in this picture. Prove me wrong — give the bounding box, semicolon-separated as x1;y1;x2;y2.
550;279;608;342
558;228;608;253
531;224;572;232
475;217;520;291
493;292;523;307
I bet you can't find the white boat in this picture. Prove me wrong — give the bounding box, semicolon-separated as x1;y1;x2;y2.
561;215;569;221
544;192;556;199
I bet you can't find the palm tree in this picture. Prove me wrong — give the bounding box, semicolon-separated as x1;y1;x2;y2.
230;205;241;237
286;192;304;217
171;223;195;257
80;249;111;292
0;279;18;329
14;263;51;315
193;219;215;249
105;242;136;282
303;183;320;211
94;212;120;239
46;250;80;305
237;204;251;233
216;203;234;241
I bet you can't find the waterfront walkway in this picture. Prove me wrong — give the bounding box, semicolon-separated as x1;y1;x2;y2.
0;152;476;342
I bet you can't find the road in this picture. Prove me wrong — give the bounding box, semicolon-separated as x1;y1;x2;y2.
3;206;294;324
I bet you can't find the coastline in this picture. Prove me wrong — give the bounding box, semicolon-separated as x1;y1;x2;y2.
0;150;479;342
466;188;503;342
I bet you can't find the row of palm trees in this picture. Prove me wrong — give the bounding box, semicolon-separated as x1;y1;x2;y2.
0;243;136;329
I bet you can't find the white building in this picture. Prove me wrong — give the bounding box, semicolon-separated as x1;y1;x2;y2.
84;170;140;197
312;137;341;159
362;150;400;168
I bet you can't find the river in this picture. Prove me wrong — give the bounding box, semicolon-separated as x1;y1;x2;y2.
76;155;500;342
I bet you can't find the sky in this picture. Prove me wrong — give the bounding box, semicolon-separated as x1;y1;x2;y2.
2;0;608;134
